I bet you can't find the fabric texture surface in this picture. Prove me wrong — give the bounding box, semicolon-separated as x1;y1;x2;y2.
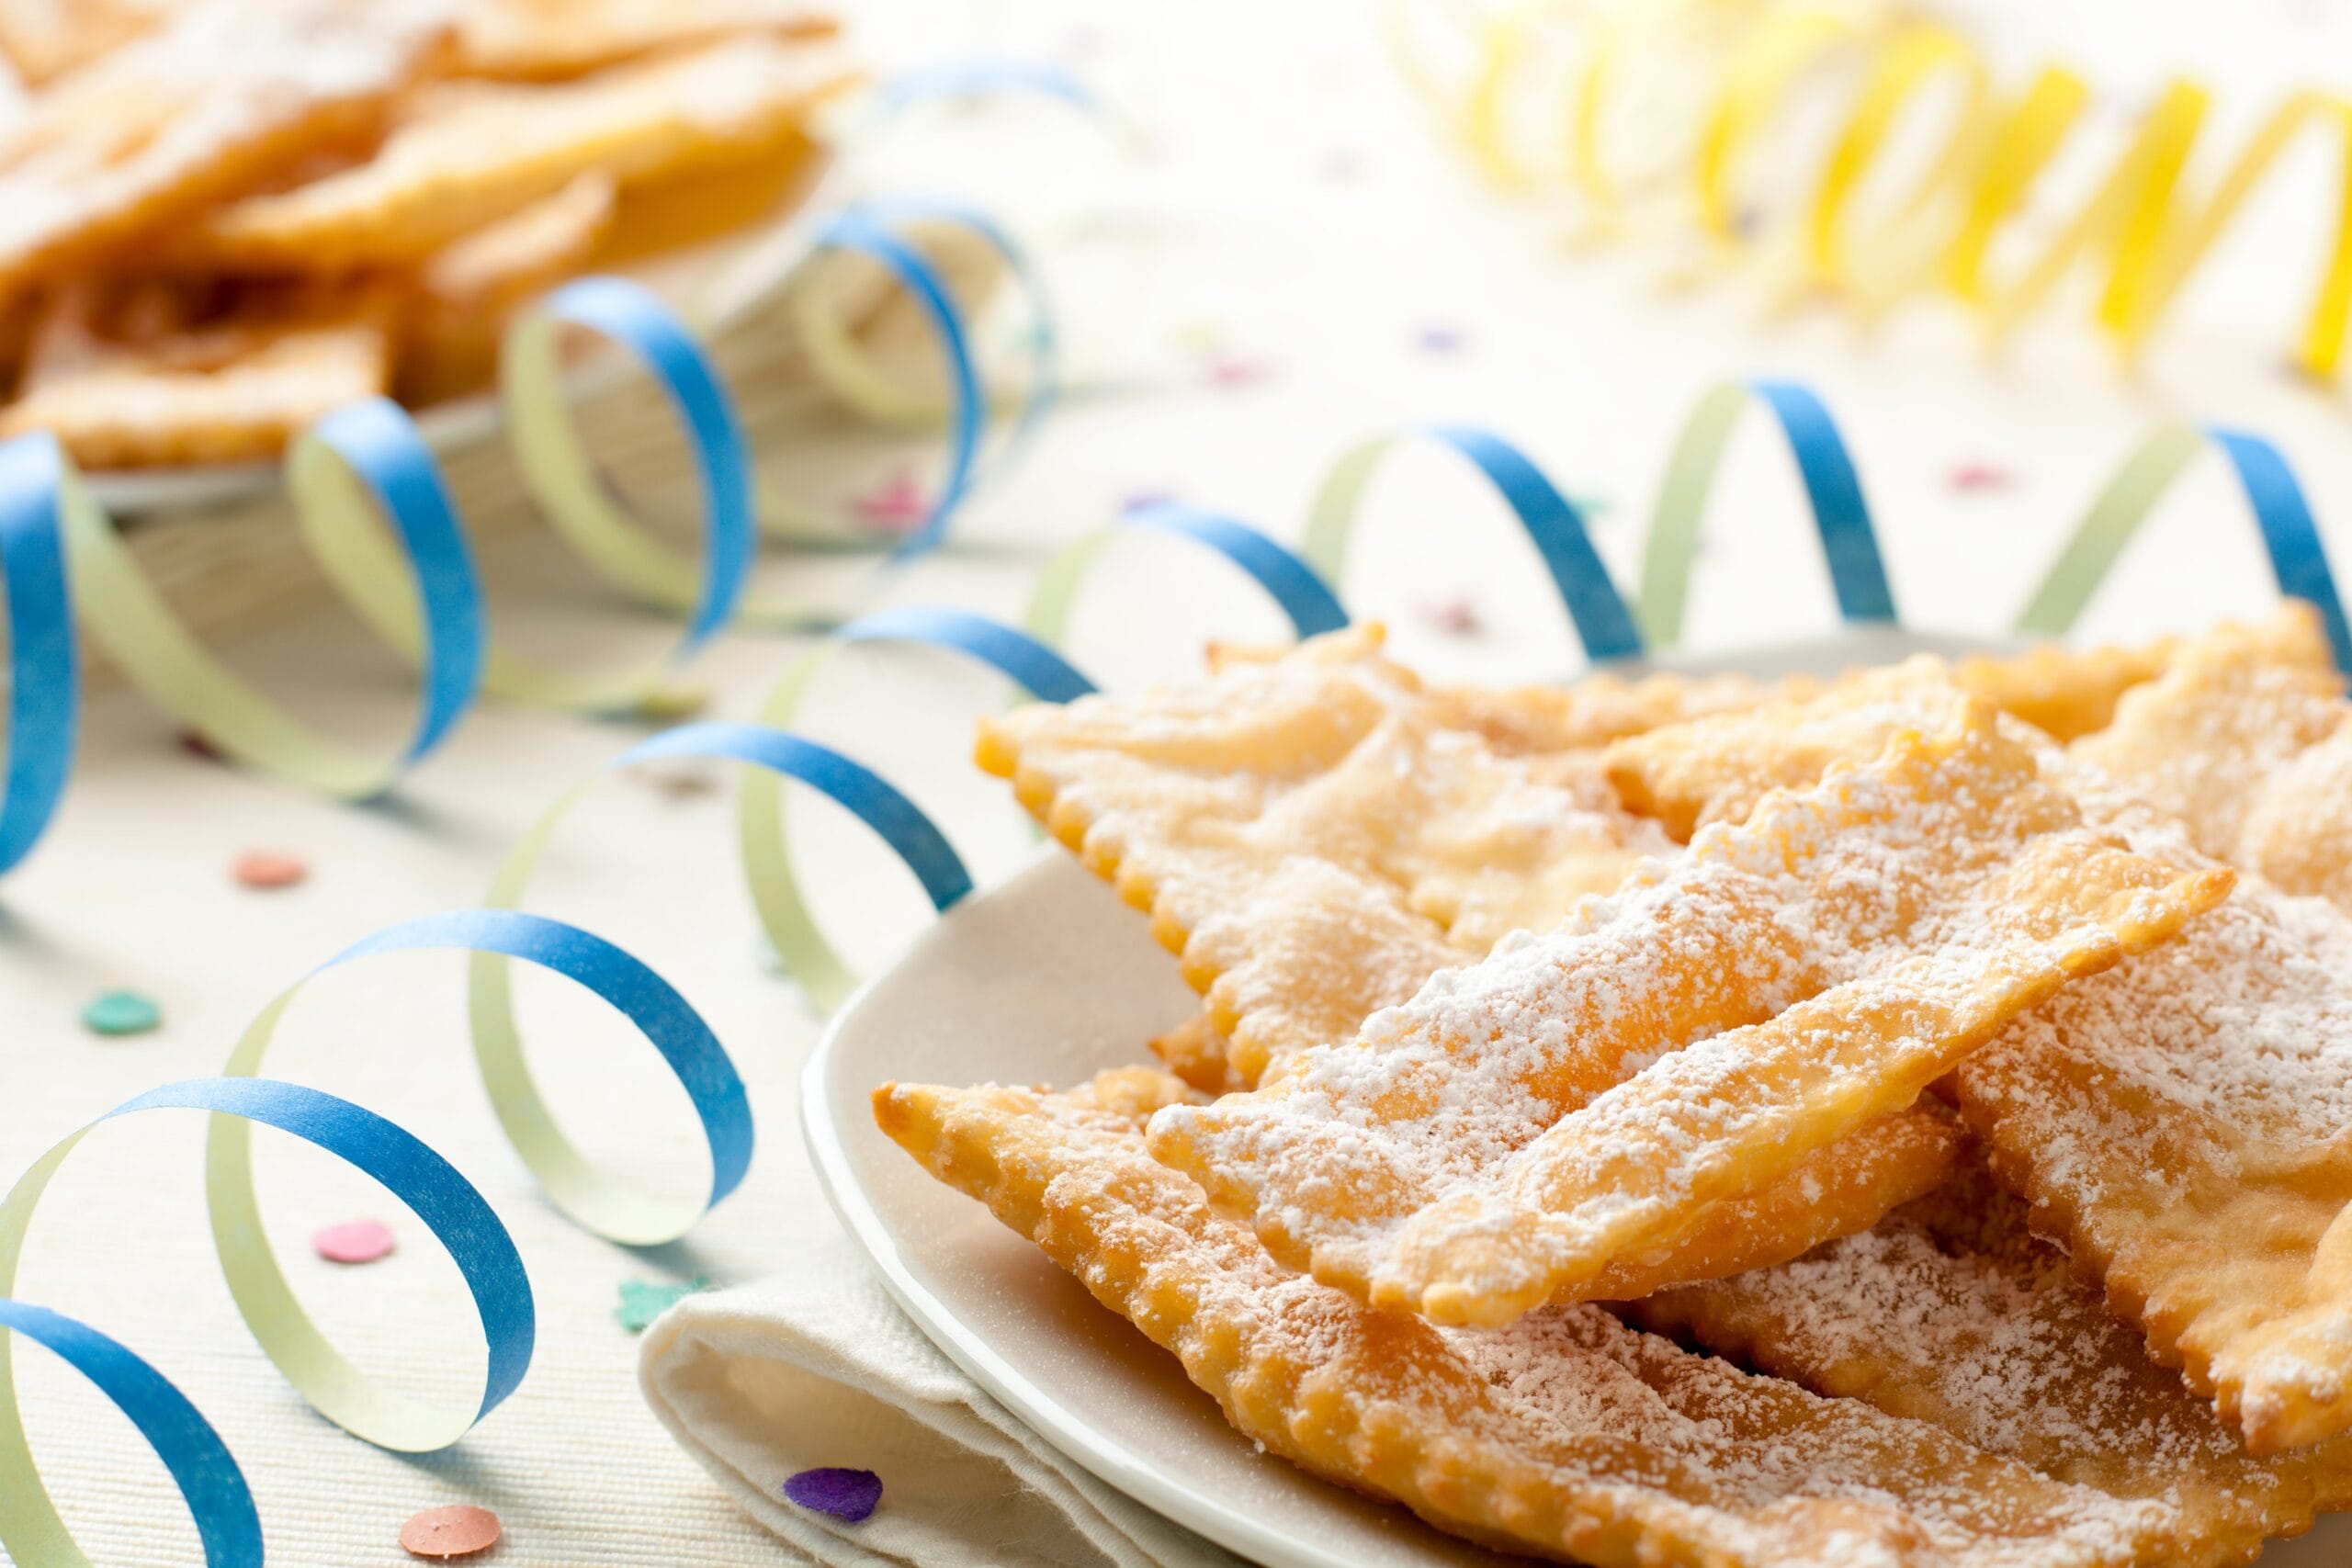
639;1245;1241;1567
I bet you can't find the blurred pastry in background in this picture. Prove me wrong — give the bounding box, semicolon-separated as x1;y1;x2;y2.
0;0;857;467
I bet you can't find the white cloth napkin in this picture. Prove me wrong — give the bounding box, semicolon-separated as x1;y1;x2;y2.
639;1239;1249;1567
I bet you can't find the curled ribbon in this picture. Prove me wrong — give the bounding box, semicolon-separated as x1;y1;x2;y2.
2016;423;2352;669
15;377;2352;1561
0;1077;532;1559
0;1300;260;1568
0;192;1062;874
1639;378;1896;646
1396;0;2352;374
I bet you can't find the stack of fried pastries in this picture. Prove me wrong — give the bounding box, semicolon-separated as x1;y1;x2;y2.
878;604;2352;1564
0;0;854;465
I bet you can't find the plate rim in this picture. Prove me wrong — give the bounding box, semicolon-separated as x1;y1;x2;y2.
798;853;1344;1568
795;627;2034;1567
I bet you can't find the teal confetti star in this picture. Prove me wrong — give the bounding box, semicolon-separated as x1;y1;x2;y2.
616;1275;710;1333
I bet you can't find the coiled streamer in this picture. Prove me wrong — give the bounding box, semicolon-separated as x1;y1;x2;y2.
1390;0;2352;375
6;308;2349;1568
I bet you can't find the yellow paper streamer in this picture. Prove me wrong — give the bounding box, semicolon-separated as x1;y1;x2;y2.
1396;0;2352;375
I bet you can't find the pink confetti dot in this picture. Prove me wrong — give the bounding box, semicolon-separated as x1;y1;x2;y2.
400;1505;500;1559
1416;595;1483;637
851;468;932;533
313;1219;396;1265
1205;354;1273;388
232;850;308;890
1948;462;2015;493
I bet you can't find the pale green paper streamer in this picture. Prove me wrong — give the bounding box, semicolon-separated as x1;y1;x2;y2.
791;225;984;435
0;1115;482;1472
0;1136;125;1568
468;784;773;1232
1023;528;1114;649
501;305;787;632
738;655;863;1012
503;235;1023;616
68;434;434;797
734;640;1049;1013
204;1053;490;1451
1301;434;1391;581
1635;380;1749;647
218;957;692;1258
757;216;1047;549
289;412;696;716
2012;422;2206;637
466;805;680;1238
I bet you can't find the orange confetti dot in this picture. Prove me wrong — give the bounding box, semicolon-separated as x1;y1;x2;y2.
400;1505;500;1560
232;850;308;889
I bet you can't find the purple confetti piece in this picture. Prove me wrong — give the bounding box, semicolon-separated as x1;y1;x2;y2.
1416;326;1464;355
784;1468;883;1523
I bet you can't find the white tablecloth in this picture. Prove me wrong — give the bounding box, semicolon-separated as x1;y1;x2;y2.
9;0;2352;1561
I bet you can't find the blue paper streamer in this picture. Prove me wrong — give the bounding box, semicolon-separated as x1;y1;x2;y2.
1123;502;1352;637
308;399;487;766
2209;426;2352;671
1398;425;1645;660
0;1300;263;1568
1747;379;1898;626
846;197;1061;477
180;1077;538;1428
318;910;755;1213
811;210;989;559
0;435;78;875
833;604;1096;704
537;276;756;649
624;722;976;912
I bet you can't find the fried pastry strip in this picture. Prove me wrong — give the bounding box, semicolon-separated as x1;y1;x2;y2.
874;1072;2178;1568
394;171;616;405
2060;606;2352;915
184;35;855;268
0;0;161;86
0;276;391;467
453;0;836;82
1604;637;2352;1450
2071;606;2344;863
977;626;1681;1089
1951;635;2182;742
1631;1156;2352;1563
1607;617;2325;842
1149;697;2231;1327
1947;855;2352;1453
1604;658;1966;840
0;0;452;293
2239;722;2352;910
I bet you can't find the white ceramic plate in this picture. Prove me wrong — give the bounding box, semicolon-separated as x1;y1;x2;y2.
803;629;2352;1565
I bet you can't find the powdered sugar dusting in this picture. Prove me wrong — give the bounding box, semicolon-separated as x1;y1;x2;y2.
1150;696;2223;1320
1951;785;2352;1447
980;626;1679;1090
1634;1158;2352;1555
883;1077;2176;1567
